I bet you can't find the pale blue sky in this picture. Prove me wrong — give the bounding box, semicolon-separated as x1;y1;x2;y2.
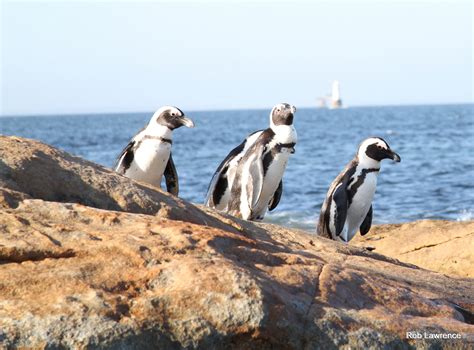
1;0;472;115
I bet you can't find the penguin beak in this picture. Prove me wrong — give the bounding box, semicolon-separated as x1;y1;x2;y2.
387;149;401;162
179;116;195;128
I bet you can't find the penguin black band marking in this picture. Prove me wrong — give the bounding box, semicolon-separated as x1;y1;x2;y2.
142;135;173;144
348;168;379;204
257;129;277;177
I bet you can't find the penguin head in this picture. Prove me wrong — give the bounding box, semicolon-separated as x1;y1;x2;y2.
358;137;401;164
270;103;296;127
150;106;195;130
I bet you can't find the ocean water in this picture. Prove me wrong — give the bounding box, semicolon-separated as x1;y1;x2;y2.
1;104;473;231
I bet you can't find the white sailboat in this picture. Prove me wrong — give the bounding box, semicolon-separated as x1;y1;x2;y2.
329;80;343;109
316;80;344;109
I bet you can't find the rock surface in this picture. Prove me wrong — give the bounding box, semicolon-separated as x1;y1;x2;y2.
353;220;474;278
0;136;234;232
0;136;473;349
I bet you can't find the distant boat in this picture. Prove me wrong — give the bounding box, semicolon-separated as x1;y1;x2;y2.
329;80;343;109
316;80;343;109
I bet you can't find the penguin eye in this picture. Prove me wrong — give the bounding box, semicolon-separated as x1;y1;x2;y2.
377;145;383;149
277;109;281;112
171;113;175;116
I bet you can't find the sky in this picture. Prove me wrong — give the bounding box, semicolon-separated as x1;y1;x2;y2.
0;0;472;115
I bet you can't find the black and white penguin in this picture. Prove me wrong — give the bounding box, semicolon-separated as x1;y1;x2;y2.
114;106;194;195
205;103;297;220
317;137;401;242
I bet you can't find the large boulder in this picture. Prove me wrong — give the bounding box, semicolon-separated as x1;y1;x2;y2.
353;220;474;278
0;136;234;232
0;136;473;348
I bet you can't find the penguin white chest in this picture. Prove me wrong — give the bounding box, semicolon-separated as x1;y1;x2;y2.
128;140;171;186
263;151;290;194
345;172;378;239
252;151;290;218
254;126;296;214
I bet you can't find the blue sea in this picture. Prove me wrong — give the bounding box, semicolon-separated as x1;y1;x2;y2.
1;104;473;231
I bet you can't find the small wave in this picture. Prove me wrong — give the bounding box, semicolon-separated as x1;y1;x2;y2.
265;211;316;231
457;209;473;222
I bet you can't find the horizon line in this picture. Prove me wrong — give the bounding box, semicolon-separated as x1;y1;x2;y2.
1;101;472;118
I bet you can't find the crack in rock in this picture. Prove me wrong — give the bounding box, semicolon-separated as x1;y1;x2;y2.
400;232;474;255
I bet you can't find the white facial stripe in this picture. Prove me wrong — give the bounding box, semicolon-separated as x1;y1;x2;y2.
149;106;182;124
170;107;181;116
359;137;388;153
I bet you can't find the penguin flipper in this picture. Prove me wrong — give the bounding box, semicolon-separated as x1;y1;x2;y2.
164;153;179;196
360;205;373;236
205;141;247;207
268;180;283;211
115;140;136;174
245;146;265;209
332;184;349;236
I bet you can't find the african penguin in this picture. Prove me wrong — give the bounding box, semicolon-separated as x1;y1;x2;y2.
317;137;401;242
114;106;194;195
206;103;297;221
